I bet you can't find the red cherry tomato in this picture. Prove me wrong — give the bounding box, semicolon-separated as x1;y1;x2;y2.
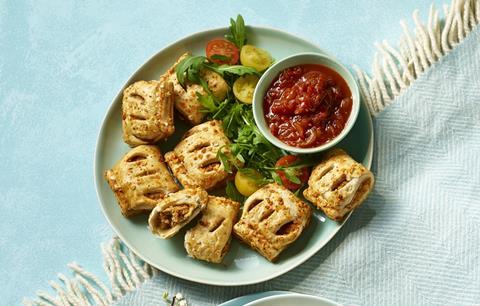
206;39;239;65
275;155;310;190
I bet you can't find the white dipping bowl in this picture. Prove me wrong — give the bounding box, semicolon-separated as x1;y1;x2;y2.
252;52;360;154
244;293;341;306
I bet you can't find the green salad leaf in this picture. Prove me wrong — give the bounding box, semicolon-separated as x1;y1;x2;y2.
225;14;246;48
196;92;218;113
282;167;302;184
270;170;283;185
175;55;211;93
226;181;244;202
174;14;312;199
206;64;260;77
209;54;232;63
239;167;271;186
216;147;233;174
208;102;284;181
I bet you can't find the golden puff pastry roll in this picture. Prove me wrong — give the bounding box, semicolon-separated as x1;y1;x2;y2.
122;78;175;147
164;120;232;191
148;188;208;239
104;145;179;217
161;53;228;125
303;148;374;221
184;196;240;263
233;183;312;262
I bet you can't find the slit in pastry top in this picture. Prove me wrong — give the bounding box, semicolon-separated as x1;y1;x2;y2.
303;148;374;221
104;145;179;217
233;183;312;262
184;196;240;263
122;79;175;147
164;120;233;191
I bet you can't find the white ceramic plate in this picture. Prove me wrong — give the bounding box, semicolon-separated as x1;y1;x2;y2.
218;291;292;306
245;293;341;306
94;26;373;286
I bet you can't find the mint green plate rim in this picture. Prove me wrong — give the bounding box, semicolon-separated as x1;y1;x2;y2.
94;26;374;286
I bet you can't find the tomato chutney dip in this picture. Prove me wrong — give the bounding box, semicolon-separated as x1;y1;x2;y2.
263;64;352;148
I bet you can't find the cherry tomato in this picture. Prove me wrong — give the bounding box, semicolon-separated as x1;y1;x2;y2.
233;74;259;104
240;45;272;71
206;39;239;65
275;155;310;190
235;170;263;197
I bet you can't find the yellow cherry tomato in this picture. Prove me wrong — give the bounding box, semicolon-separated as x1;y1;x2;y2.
233;74;259;104
240;45;272;72
235;170;262;197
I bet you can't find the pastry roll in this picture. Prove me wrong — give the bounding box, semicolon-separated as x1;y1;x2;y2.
161;53;228;125
104;145;179;217
122;79;175;147
303;148;374;221
148;188;208;239
164;120;232;190
184;196;240;263
233;183;312;262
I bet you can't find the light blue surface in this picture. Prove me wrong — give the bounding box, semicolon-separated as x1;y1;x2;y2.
0;0;446;303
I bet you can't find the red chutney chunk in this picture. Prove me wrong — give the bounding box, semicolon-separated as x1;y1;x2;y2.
264;64;352;148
